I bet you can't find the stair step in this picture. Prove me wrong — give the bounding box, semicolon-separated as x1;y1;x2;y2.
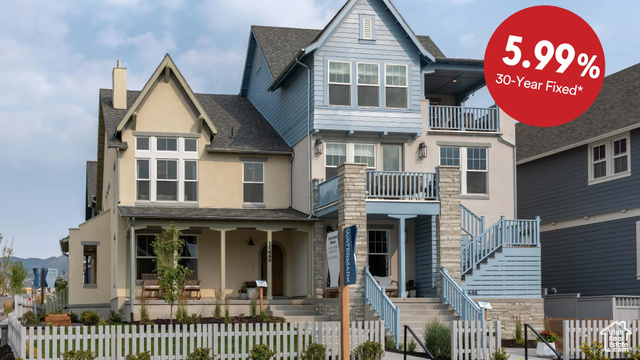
266;299;313;305
283;315;332;322
270;309;319;316
268;304;317;311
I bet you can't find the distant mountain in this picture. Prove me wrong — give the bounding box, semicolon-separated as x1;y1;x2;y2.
11;255;68;281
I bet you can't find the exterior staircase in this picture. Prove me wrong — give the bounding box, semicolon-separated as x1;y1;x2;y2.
267;299;332;322
394;298;460;343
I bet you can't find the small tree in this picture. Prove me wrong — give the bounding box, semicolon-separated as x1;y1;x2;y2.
0;234;14;295
152;223;189;324
9;261;27;296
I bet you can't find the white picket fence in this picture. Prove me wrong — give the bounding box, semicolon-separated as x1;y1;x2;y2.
562;319;640;359
9;316;384;360
451;320;501;360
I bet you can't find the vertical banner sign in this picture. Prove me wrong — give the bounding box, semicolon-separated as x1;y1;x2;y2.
342;225;358;285
326;231;340;288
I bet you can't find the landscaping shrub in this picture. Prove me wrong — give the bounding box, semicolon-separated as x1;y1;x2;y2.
353;341;384;360
80;310;100;325
515;315;524;346
251;296;257;317
4;298;12;315
109;309;124;324
407;339;417;353
125;351;151;360
186;348;216;360
300;343;326;360
69;311;79;323
19;311;39;326
249;344;276;360
537;330;557;343
626;346;640;360
384;335;395;349
139;292;152;325
579;342;609;360
423;319;451;359
224;297;231;323
62;350;97;360
490;348;510;360
176;297;189;324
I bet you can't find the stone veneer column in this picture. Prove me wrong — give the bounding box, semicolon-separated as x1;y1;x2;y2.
436;165;462;294
312;179;326;299
337;163;367;321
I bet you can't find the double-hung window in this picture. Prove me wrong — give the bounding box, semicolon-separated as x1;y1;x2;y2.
357;63;379;107
136;234;198;279
243;162;264;204
83;245;97;285
328;61;351;106
440;146;488;195
385;64;407;109
588;133;631;184
135;136;199;202
325;143;376;178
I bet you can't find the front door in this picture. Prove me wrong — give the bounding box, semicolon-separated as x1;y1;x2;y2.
261;244;284;296
368;230;390;277
382;145;402;171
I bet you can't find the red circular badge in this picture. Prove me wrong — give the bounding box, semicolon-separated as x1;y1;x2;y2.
484;6;605;127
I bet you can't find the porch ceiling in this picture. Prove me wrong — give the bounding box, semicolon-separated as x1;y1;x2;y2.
424;58;485;102
118;206;315;221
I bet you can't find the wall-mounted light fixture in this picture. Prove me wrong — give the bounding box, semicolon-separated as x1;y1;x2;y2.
418;142;427;159
315;139;323;155
248;237;255;246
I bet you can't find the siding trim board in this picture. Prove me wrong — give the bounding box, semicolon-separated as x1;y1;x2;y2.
541;206;640;232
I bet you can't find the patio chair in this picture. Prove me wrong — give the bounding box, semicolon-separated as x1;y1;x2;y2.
373;275;398;297
183;273;201;300
141;273;160;299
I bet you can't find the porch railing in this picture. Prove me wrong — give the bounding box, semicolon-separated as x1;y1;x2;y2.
441;267;484;324
317;175;339;208
365;266;400;346
44;286;68;314
429;105;499;132
461;204;484;237
461;216;541;275
366;171;437;200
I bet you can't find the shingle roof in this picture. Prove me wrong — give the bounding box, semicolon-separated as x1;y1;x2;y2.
118;206;313;221
86;161;97;208
516;63;640;162
251;26;447;82
99;89;291;154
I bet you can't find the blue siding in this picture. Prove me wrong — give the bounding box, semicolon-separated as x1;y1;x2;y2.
245;36;313;147
462;247;541;298
312;0;422;134
518;129;640;223
541;217;640;296
415;215;436;296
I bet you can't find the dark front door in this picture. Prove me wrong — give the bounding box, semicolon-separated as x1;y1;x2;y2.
261;244;284;296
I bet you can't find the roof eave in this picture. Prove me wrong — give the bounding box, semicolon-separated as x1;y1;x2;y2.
206;147;293;156
268;49;306;91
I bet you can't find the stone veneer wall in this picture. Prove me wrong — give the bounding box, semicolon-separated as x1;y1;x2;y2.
477;298;545;339
311;179;325;299
436;166;462;293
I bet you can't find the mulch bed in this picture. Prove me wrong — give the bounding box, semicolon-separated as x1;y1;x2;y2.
385;347;447;359
501;339;537;348
134;316;286;326
0;345;14;360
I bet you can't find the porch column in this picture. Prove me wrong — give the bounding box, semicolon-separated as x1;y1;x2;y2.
307;228;313;299
267;230;273;300
390;215;416;298
436;166;462;294
220;230;226;297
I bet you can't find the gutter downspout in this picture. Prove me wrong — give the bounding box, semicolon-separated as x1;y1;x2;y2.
130;217;135;322
295;53;312;218
497;135;517;218
289;152;295;208
116;148;120;205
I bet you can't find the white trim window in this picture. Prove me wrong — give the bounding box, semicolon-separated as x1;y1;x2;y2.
243;162;264;204
357;63;379;107
135;136;199;202
368;230;389;277
440;146;488;195
588;133;631;184
328;61;351;106
385;64;408;109
136;234;198;279
325;142;376;178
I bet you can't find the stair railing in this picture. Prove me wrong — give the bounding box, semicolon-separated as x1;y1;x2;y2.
44;286;68;314
461;215;541;275
460;204;484;236
440;267;484;324
404;325;434;359
524;323;561;360
365;266;400;346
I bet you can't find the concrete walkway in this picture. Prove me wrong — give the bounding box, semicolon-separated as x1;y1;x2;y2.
384;348;555;359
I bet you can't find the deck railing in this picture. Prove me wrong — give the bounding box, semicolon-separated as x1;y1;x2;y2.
461;216;541;275
366;171;437;200
461;205;485;236
365;266;400;346
317;175;339;208
429;105;499;132
44;286;68;314
441;267;484;324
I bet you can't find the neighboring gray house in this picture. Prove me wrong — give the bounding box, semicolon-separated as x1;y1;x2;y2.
517;63;640;316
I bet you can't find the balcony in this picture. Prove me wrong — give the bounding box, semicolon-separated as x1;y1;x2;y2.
316;171;439;217
428;105;499;132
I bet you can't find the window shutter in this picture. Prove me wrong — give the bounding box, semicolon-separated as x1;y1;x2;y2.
363;18;372;39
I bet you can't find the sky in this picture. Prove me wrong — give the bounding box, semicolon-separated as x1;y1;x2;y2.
0;0;639;259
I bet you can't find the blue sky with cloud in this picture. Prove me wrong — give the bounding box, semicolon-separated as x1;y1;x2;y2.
0;0;638;258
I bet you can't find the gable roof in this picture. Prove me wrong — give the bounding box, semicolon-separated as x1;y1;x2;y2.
247;0;445;91
86;161;97;208
100;89;290;154
516;63;640;163
115;54;217;136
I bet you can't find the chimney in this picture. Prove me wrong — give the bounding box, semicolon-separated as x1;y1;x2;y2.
112;60;127;110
